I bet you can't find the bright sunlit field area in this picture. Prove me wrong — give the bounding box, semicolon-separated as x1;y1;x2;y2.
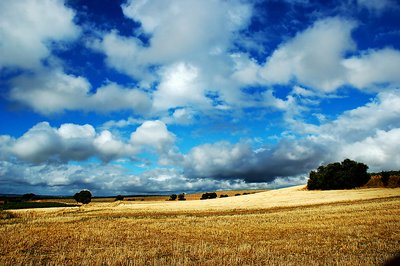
1;186;399;266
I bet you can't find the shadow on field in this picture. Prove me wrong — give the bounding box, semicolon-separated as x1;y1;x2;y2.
383;254;400;266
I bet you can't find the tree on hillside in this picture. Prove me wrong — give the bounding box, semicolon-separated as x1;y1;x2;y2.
307;159;369;190
200;192;218;200
73;190;92;204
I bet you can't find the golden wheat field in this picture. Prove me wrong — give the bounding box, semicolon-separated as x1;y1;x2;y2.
1;185;400;266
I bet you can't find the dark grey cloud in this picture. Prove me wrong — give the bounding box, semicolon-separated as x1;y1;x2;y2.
183;138;330;183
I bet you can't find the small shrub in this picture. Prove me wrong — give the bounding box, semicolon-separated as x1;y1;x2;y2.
169;194;177;201
115;195;124;201
235;193;241;196
219;194;229;198
178;193;186;201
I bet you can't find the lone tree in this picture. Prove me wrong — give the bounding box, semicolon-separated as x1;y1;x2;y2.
307;159;369;190
73;190;92;204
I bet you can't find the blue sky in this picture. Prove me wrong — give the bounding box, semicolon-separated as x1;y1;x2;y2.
1;0;400;196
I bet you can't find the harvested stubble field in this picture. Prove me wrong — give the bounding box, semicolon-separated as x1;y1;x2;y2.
1;186;399;266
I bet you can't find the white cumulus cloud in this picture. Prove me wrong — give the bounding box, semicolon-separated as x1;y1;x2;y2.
343;48;400;90
130;120;176;151
130;120;181;165
259;17;400;93
0;0;79;70
1;120;182;164
260;17;356;91
340;128;400;170
152;62;210;112
9;69;151;115
5;122;132;163
121;0;251;66
91;0;254;112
